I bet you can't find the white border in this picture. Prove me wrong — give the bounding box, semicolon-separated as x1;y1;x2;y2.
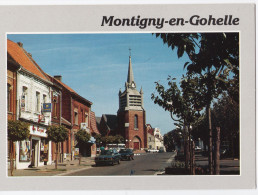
0;3;256;192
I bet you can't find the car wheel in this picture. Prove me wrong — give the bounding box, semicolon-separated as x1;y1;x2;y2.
117;159;120;164
111;161;114;166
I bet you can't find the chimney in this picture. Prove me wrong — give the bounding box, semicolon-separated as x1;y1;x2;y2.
54;75;62;82
17;42;23;47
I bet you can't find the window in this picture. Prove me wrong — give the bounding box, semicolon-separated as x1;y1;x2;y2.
134;115;138;129
149;137;151;142
74;109;78;125
19;140;30;162
85;113;88;127
36;91;40;112
81;109;84;122
52;95;58;117
43;94;47;103
7;84;11;112
21;86;28;111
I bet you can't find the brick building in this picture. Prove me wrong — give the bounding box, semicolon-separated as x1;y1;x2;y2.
53;76;95;158
117;55;147;150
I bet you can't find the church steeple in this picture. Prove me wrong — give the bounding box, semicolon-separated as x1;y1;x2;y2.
127;55;134;84
126;50;136;89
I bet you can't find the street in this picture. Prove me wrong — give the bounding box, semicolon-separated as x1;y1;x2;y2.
64;152;176;176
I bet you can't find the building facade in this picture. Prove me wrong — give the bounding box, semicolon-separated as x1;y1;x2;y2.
8;40;53;169
117;56;147;150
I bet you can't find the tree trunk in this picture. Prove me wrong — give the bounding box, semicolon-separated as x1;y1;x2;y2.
214;127;220;175
55;142;58;170
207;106;213;175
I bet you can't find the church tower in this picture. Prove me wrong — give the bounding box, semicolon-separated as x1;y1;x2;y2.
117;54;147;150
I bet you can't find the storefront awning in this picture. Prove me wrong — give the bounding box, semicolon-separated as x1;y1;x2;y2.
88;136;96;144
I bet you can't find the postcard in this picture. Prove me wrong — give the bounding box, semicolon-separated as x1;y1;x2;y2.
0;3;256;191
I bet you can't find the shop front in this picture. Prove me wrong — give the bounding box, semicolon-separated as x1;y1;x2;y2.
15;124;52;169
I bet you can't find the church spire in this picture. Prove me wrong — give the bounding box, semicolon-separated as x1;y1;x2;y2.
127;50;134;85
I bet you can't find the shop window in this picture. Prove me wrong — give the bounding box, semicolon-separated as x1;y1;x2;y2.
36;91;40;112
134;115;138;129
7;84;11;112
40;139;49;162
19;140;30;162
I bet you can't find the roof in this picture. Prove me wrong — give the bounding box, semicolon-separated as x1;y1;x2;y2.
102;114;118;131
7;39;50;82
95;116;101;130
148;128;154;136
90;111;100;135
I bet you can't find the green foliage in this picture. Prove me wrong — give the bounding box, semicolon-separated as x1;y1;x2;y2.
94;134;102;144
75;129;91;147
8;120;30;141
171;161;185;168
46;125;68;143
100;135;124;145
113;135;124;143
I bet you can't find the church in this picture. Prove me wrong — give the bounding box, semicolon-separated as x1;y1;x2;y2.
98;54;147;150
117;55;147;150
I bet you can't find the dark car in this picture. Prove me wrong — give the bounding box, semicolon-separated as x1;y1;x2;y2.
95;149;121;166
119;149;134;160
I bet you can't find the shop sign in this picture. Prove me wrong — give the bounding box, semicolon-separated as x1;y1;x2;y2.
42;103;51;112
30;125;47;137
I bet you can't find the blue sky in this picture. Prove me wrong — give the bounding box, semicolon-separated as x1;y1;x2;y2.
7;33;189;135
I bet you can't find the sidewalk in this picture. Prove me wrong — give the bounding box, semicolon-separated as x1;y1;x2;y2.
195;153;240;175
8;157;95;177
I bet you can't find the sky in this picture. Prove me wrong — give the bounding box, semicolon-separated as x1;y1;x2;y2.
7;33;189;135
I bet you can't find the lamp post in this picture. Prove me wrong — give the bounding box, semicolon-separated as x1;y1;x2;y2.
189;125;193;175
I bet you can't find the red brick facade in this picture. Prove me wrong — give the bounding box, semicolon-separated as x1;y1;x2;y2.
118;110;147;149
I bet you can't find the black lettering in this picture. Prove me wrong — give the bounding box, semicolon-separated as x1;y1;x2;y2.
101;16;114;26
189;15;200;25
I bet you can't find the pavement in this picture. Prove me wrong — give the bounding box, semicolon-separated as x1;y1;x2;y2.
8;157;95;177
195;153;240;175
8;151;148;177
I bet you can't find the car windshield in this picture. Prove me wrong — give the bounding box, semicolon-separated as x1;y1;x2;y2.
119;149;127;153
101;150;113;155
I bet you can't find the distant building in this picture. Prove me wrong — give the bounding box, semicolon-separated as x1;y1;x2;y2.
98;114;118;136
147;125;165;151
117;55;147;150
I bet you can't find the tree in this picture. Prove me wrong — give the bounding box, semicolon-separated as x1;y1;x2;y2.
75;129;91;158
46;125;68;169
8;120;30;176
154;33;239;174
114;135;124;144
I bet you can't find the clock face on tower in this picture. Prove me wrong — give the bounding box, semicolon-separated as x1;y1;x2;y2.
131;83;135;87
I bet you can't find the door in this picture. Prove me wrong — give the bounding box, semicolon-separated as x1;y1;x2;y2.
31;139;39;167
133;142;139;150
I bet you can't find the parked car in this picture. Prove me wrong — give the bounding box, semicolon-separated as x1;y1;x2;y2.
119;149;134;160
195;146;202;151
95;149;121;166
